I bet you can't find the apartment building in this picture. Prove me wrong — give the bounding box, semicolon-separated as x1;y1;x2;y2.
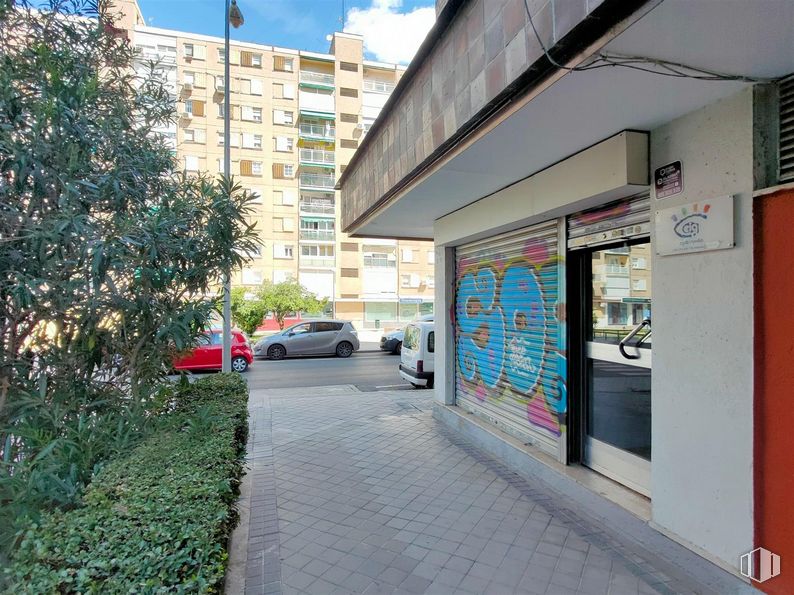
119;0;434;330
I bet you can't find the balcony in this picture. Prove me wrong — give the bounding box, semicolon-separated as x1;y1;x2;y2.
363;79;396;94
299;229;335;241
300;256;335;268
605;264;629;275
299;123;335;141
300;148;335;167
300;173;335;190
299;71;335;88
300;198;336;216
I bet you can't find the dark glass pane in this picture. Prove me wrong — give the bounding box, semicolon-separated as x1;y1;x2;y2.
587;360;651;460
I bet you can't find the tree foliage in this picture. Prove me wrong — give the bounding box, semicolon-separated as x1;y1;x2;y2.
262;281;327;330
0;0;259;554
230;286;268;336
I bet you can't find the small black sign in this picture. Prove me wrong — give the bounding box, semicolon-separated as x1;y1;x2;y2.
654;161;683;199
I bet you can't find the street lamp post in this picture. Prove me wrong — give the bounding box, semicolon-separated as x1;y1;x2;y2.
222;0;243;373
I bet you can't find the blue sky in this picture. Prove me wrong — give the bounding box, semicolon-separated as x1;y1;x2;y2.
137;0;436;64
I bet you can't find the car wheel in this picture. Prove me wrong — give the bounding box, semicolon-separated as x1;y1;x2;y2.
336;341;354;358
392;341;402;355
231;356;249;373
268;345;286;360
426;376;434;389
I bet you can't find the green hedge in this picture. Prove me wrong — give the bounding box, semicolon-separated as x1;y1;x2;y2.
5;374;249;593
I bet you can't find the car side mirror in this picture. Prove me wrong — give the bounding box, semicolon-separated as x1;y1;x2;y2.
287;331;295;337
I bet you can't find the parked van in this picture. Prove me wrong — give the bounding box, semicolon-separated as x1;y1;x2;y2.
399;321;435;388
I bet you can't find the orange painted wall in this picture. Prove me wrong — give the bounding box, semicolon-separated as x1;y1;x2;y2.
754;188;794;594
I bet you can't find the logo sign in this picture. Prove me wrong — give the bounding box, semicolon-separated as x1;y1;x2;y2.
740;548;781;583
655;195;734;256
654;161;683;199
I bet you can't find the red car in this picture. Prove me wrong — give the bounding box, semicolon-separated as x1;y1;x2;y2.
173;329;253;373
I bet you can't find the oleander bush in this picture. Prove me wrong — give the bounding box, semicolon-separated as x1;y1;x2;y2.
5;374;249;593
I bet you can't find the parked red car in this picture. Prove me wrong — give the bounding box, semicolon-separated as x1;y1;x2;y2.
172;329;253;373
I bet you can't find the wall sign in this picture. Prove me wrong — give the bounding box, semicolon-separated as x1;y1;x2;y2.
655;195;734;256
654;161;683;199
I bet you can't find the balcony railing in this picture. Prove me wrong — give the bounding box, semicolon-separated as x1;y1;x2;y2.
299;173;335;189
300;256;335;268
299;229;335;241
300;199;336;216
299;71;335;86
605;265;629;275
298;123;335;140
363;79;396;94
300;148;335;166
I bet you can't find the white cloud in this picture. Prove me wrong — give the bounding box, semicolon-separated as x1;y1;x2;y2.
344;0;436;65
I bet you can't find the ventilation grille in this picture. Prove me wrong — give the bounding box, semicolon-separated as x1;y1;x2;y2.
781;75;794;183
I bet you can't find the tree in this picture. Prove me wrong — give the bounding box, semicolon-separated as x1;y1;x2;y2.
0;0;260;550
261;281;327;330
230;286;268;336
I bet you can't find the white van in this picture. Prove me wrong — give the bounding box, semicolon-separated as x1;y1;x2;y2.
398;321;435;388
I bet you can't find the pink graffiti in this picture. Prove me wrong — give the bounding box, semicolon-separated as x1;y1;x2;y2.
523;239;550;264
527;388;560;436
475;384;487;401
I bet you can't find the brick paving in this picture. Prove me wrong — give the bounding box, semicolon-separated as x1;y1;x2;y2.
235;386;739;595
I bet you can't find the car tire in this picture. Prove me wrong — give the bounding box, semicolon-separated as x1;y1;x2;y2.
268;345;286;360
231;356;249;373
392;341;402;355
336;341;354;358
426;376;434;389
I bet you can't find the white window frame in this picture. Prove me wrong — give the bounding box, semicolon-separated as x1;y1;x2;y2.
251;161;263;175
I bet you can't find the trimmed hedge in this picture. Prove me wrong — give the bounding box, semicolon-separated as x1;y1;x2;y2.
5;374;249;593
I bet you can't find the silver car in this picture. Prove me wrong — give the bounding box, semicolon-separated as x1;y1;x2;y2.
254;320;360;360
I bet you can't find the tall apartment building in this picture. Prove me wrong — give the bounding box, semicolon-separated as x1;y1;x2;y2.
118;0;434;330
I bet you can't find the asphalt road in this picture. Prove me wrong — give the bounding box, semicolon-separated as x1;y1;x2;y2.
243;348;414;392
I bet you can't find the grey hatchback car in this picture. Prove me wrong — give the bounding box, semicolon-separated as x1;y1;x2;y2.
254;320;360;360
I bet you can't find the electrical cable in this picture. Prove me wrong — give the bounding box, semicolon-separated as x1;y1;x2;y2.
523;0;777;84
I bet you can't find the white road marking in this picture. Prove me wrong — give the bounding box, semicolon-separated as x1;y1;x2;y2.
375;384;408;388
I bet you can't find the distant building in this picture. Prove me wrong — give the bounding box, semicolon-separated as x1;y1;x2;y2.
116;0;435;330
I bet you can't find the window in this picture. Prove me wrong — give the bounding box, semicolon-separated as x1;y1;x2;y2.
183;43;206;59
315;321;343;332
631;257;647;269
272;163;294;179
363;252;396;268
340;113;358;123
184;128;194;142
217;131;239;146
301;245;334;257
281;190;296;206
340;139;358;149
217;103;236;119
184;99;205;117
183;155;199;171
242;133;262;149
241;106;262;122
216;158;226;173
183;71;195;85
427;250;435;265
273;109;294;125
241;269;263;285
273;217;284;232
339;87;358;98
273;244;294;259
273;270;294;283
401;248;414;263
241;51;262;67
339;61;358;72
273;83;295;100
249;79;263;95
209;331;223;345
282;217;294;231
400;274;411;288
426;275;435;288
428;331;435;353
273;55;293;72
183;71;205;87
274;136;294;152
632;279;647;291
183;128;205;144
217;48;239;64
240;160;262;176
608;303;628;326
341;268;358;278
341;242;358;252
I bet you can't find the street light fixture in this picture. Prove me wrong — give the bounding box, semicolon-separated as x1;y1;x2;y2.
222;0;243;373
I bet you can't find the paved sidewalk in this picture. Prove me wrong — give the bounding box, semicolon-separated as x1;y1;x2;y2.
230;386;748;595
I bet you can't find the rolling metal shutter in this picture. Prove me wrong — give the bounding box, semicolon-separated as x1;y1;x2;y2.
780;75;794;183
455;219;566;459
568;192;651;250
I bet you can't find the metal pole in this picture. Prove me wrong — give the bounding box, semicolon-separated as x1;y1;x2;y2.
221;0;232;373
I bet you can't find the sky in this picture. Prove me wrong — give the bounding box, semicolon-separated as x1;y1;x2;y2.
137;0;436;65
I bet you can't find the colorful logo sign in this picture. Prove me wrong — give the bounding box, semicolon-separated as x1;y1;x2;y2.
671;203;710;239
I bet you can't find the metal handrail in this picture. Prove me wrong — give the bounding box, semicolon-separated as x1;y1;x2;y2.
299;71;335;86
299;148;335;165
618;318;651;360
298;124;335;138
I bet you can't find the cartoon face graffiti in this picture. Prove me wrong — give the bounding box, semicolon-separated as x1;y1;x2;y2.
456;241;566;437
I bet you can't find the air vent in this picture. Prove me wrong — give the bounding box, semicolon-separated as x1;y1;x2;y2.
780;75;794;183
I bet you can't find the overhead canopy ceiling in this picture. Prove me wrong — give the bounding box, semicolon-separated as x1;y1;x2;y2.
353;0;794;239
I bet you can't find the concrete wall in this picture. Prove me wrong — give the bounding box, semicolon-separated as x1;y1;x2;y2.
649;88;755;569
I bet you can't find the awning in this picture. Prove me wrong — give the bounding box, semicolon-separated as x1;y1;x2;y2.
299;110;335;120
